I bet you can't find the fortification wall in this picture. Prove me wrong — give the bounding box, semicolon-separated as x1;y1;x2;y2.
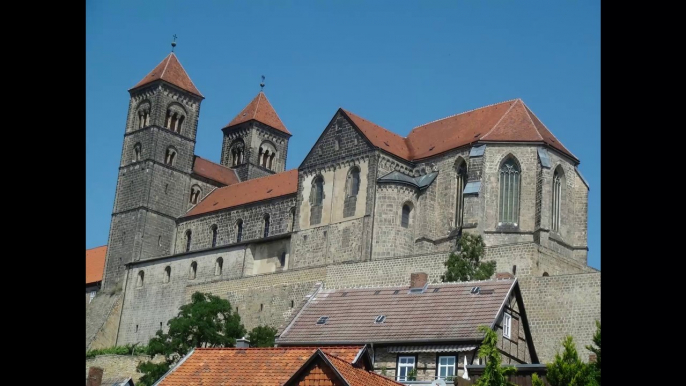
85;354;164;383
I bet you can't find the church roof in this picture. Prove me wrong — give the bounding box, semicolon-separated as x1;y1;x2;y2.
192;156;239;186
86;245;107;285
129;53;204;98
343;99;577;163
183;169;298;217
224;91;291;135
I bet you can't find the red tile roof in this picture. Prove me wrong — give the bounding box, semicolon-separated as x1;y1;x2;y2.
323;352;405;386
224;91;291;135
192;156;239;186
156;346;364;386
342;99;577;162
183;169;298;217
277;279;516;344
86;245;107;285
130;53;203;98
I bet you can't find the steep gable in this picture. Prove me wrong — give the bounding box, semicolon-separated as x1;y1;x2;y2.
129;53;203;98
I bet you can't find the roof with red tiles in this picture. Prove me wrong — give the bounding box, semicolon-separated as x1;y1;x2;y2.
183;169;298;217
276;279;517;345
192;156;239;186
322;352;405;386
156;346;365;386
342;99;577;162
224;91;291;135
86;245;107;285
130;53;203;98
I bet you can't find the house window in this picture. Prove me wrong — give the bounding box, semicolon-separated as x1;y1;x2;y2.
89;291;96;303
189;262;197;280
455;159;467;227
499;157;520;226
215;257;223;276
438;355;456;380
165;147;177;166
552;167;564;232
401;204;412;228
397;355;416;382
236;220;243;242
185;230;192;252
263;214;270;238
503;313;512;339
211;225;218;247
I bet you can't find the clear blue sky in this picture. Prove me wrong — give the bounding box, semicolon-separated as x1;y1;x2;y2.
86;0;600;270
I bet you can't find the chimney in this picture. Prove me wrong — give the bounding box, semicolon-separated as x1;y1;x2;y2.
410;272;428;289
496;272;514;280
87;367;103;386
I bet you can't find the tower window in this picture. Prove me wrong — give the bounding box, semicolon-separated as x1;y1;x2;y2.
289;207;296;232
133;143;142;162
230;139;245;167
552;166;565;233
259;141;277;171
455;158;467;227
136;270;144;288
263;214;270;238
164;266;171;283
236;219;243;242
279;251;286;267
185;230;192;252
401;203;412;228
215;257;223;276
499;157;521;226
165;147;177;166
165;109;185;133
190;185;202;205
211;224;218;247
189;261;197;280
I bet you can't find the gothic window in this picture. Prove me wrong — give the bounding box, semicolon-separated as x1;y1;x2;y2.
259;141;277;171
311;176;324;206
235;219;243;242
455;159;467;227
185;230;192;252
190;185;202;204
401;203;412;228
133;143;142;162
499;156;521;226
215;257;223;276
211;224;218;247
164;266;171;283
136;271;144;287
346;167;361;197
165;147;177;166
552;166;565;233
189;262;197;280
288;207;296;232
263;214;271;238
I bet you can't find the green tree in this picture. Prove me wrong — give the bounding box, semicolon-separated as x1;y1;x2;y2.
247;325;278;347
531;373;545;386
546;335;597;386
441;233;496;282
585;321;601;385
137;292;246;386
474;325;516;386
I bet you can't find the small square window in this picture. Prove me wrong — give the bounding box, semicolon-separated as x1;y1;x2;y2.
503;313;512;339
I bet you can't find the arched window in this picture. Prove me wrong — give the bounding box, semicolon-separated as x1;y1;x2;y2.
259;141;277;170
236;220;243;242
210;224;218;247
455;159;467;227
552;166;565;233
185;230;192;252
190;185;202;205
164;266;171;283
401;203;412;228
346;167;361;197
133;143;142;162
230;139;245;167
215;257;223;276
280;251;286;267
165;107;186;134
499;157;521;226
136;271;144;287
136;101;151;130
165;147;177;166
334;137;340;151
311;176;324;206
263;214;271;238
189;262;197;280
542;272;549;277
288;207;296;232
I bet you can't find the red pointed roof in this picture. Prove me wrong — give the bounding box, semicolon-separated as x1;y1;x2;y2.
224;92;291;135
130;53;203;98
86;245;107;285
341;109;412;160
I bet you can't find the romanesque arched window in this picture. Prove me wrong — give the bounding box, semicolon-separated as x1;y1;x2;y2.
136;101;151;130
165;104;186;134
164;266;171;283
258;141;277;170
401;203;412;228
346;167;361;197
230;139;245;167
133;143;142;162
499;156;521;226
165;147;177;166
455;158;467;227
215;257;223;276
211;224;218;247
185;230;192;252
552;166;565;233
235;219;243;242
263;214;271;238
137;270;144;287
189;261;197;280
190;185;202;205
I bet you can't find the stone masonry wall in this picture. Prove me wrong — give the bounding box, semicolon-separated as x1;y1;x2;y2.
86;354;165;384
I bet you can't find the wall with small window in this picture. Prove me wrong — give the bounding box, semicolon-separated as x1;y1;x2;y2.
371;183;418;259
373;349;475;382
493;291;531;365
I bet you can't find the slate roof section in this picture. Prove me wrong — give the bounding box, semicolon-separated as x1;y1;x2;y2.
130;53;203;98
377;171;438;191
224;91;291;135
276;278;516;344
183;169;298;217
155;346;364;386
191;156;239;186
86;245;107;285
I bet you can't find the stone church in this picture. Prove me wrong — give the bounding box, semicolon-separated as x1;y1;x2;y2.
86;52;600;363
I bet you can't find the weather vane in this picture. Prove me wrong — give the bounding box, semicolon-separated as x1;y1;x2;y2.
171;34;178;52
260;75;265;91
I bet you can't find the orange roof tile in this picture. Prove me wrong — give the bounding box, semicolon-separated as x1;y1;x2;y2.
130;53;203;98
192;156;239;186
323;352;405;386
157;346;364;386
224;91;291;135
86;245;107;285
184;169;298;217
341;109;412;160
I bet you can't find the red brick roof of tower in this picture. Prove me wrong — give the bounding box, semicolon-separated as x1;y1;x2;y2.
342;99;577;162
129;53;203;98
191;156;239;186
224;91;291;135
183;169;298;217
86;245;107;285
156;346;364;386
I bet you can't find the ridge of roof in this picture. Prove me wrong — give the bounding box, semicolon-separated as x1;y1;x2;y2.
479;99;519;140
522;103;578;161
519;100;544;141
193;345;363;351
410;99;518;131
130;53;203;98
323;276;513;290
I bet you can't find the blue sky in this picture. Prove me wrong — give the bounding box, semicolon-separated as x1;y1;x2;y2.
86;0;600;270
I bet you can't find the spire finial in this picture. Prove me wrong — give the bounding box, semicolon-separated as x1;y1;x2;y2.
260;75;265;91
171;34;178;52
